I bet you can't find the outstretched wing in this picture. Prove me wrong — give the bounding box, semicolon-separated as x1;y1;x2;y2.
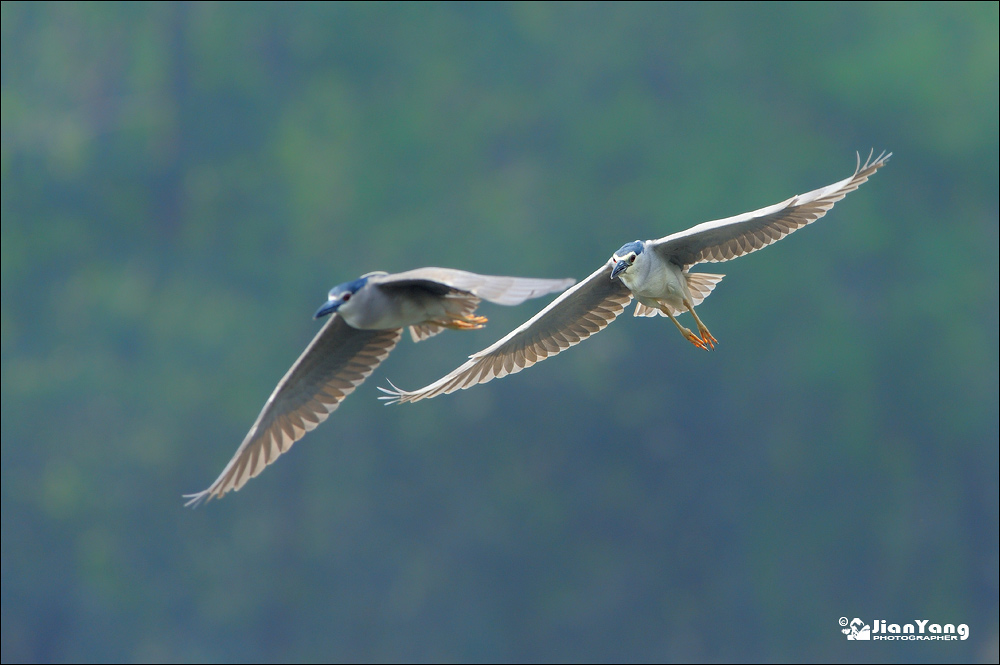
185;316;401;506
370;268;576;306
652;150;890;268
380;263;632;404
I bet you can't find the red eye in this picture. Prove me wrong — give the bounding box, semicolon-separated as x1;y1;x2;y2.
629;254;636;263
342;293;351;301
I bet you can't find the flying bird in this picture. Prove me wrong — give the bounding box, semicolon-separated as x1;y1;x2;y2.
380;151;890;405
184;268;575;506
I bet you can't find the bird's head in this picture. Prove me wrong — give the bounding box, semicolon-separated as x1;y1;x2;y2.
611;241;644;280
314;276;369;319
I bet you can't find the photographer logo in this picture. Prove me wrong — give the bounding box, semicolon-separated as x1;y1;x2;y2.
839;617;969;641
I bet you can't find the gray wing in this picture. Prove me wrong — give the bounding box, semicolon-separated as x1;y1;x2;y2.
369;268;576;306
652;150;890;268
379;263;632;404
184;316;401;506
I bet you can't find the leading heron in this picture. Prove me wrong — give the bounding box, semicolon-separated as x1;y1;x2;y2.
381;151;890;404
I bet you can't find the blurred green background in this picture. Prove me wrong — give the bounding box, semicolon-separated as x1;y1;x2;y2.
2;3;997;662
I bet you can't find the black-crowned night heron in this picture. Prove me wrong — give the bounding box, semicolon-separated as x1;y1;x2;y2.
184;268;574;506
381;151;890;404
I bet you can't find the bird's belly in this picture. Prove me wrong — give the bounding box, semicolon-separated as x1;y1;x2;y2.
623;265;688;304
338;291;446;330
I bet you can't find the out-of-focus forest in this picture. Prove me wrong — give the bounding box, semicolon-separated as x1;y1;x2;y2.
2;3;997;662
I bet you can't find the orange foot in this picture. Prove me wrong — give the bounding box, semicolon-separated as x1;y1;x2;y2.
682;328;710;351
441;314;488;330
697;326;718;350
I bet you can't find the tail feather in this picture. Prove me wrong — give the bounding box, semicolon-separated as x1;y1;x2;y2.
687;272;724;307
409;291;482;342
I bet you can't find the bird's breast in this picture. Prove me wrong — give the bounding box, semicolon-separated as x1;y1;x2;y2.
621;259;687;301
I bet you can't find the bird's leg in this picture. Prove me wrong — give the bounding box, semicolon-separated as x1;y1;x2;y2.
434;313;488;331
683;299;717;349
657;304;709;351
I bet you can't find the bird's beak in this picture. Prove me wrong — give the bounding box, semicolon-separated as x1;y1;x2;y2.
611;260;629;280
314;299;339;319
